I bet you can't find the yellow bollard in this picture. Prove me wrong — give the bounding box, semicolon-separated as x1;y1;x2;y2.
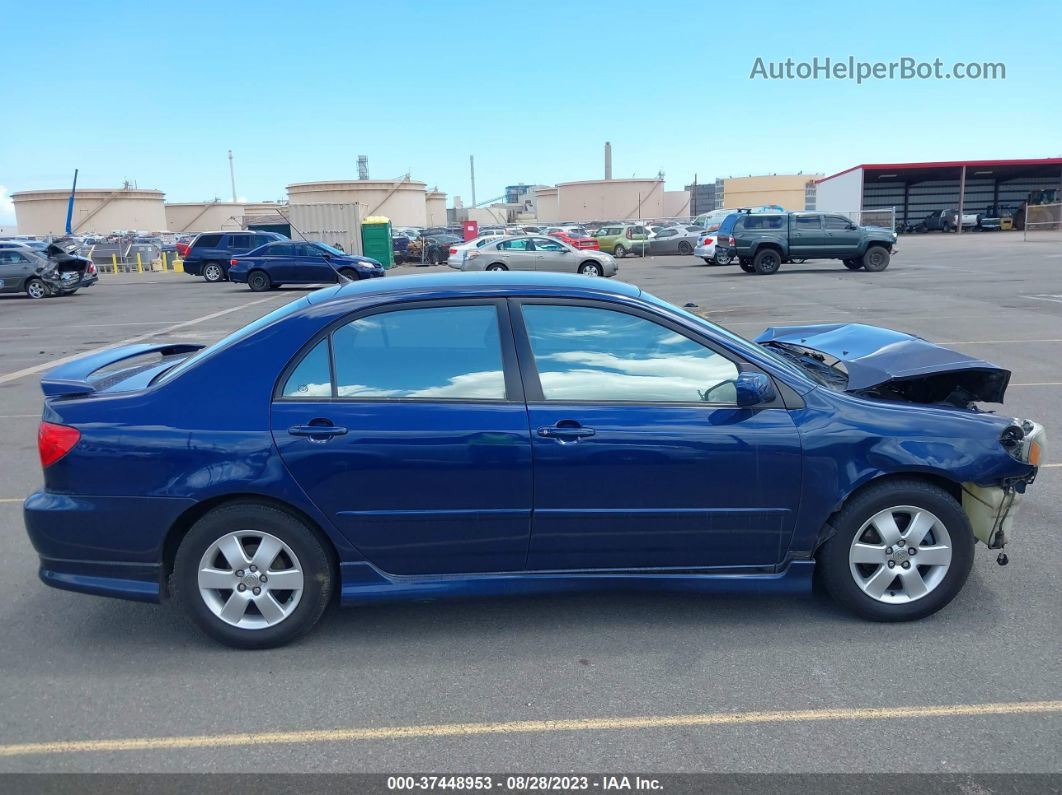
111;254;118;274
174;258;184;273
136;253;143;273
162;252;169;271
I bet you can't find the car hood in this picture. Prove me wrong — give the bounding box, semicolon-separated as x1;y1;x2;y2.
755;323;1010;404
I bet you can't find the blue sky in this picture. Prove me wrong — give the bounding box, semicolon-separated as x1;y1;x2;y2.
1;0;1060;224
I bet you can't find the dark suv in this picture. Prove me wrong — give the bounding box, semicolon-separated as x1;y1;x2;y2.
183;231;286;282
715;212;897;275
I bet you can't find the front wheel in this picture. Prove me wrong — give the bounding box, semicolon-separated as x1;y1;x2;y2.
752;248;782;275
202;262;224;283
25;278;48;299
247;270;271;292
338;268;359;282
843;258;863;270
714;252;732;265
739;261;755;273
861;246;891;272
817;479;973;622
579;262;603;277
172;502;333;649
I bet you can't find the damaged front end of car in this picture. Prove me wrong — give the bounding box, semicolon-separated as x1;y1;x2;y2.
755;322;1046;560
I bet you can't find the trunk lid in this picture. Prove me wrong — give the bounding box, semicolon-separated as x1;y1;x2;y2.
755;323;1010;405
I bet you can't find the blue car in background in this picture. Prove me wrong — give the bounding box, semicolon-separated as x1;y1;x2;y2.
23;272;1043;648
228;240;384;291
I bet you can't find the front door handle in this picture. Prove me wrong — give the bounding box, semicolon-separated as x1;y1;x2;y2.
538;426;596;440
288;422;348;441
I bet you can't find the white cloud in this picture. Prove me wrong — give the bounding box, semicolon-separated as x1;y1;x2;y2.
0;185;15;225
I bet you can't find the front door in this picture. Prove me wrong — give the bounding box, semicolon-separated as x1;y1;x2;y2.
0;249;32;293
512;300;803;570
271;300;532;575
530;237;574;272
822;214;862;256
292;242;340;282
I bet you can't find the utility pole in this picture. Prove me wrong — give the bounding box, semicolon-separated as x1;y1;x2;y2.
228;150;237;203
470;155;476;208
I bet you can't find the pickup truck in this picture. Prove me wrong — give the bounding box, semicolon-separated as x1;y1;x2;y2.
714;211;897;275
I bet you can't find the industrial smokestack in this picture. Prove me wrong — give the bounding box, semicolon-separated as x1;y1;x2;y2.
605;142;612;180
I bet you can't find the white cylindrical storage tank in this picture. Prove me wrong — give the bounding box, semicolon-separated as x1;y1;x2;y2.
534;187;558;223
287;180;427;228
12;188;167;236
556;179;664;222
425;191;447;227
165;202;246;233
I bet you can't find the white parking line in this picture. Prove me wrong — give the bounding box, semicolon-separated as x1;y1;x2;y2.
0;295;288;385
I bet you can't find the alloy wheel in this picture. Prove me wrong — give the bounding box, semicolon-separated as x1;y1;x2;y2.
204;264;223;282
26;280;47;299
197;530;305;629
581;263;602;277
848;506;953;604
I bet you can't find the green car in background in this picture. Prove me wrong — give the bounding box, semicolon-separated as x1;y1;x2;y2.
592;224;649;257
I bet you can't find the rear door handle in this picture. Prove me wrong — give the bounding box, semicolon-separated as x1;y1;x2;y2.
538;426;596;439
288;423;348;441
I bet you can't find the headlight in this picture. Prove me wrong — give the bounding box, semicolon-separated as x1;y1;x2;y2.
1001;419;1046;466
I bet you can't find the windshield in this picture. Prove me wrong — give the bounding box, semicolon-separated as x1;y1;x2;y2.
315;242;346;256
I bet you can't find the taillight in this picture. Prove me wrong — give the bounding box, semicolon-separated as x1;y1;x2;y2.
449;248;458;255
38;422;80;468
87;262;97;274
703;237;714;245
728;235;736;246
230;258;238;266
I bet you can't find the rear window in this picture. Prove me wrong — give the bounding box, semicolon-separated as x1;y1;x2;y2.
717;214;741;235
192;233;222;248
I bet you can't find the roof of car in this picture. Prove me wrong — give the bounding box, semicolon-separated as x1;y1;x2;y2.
309;271;641;306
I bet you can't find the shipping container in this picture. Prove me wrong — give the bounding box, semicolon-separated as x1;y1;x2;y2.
286;203;363;255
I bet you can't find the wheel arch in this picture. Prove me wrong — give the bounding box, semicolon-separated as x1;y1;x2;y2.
752;241;785;257
814;470;964;552
160;493;340;600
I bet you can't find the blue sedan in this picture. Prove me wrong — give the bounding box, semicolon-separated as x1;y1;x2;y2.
24;273;1043;648
228;240;383;291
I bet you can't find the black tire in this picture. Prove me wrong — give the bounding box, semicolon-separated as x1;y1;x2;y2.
860;246;891;272
739;261;755;273
172;502;334;649
202;262;224;283
247;270;271;292
715;251;732;265
486;263;508;272
579;262;603;277
843;258;863;270
25;278;48;299
817;479;974;622
739;256;752;266
338;268;359;282
614;245;627;258
678;241;693;255
752;248;782;275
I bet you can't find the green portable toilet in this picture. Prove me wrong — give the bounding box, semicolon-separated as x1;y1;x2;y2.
361;216;395;269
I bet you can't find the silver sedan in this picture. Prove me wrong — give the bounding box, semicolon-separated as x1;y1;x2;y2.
460;236;618;277
647;225;706;255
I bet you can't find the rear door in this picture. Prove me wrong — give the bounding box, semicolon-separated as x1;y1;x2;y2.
512;299;803;570
789;214;823;256
495;238;538;271
271;300;533;575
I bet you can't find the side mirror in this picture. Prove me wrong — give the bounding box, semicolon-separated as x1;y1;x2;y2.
847;223;858;230
323;253;332;259
734;371;776;407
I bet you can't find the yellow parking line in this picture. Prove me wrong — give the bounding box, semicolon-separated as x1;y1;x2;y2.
1;700;1059;758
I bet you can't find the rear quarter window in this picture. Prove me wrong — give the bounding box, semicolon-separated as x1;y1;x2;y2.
192;233;223;248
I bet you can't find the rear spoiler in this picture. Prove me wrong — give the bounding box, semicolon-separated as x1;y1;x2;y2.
40;343;204;398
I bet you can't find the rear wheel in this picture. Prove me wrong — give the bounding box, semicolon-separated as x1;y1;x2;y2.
752;248;782;275
579;262;603;277
614;245;627;258
678;241;693;255
861;246;891;272
817;479;973;622
25;278;47;299
172;502;333;649
715;252;732;265
486;263;508;272
247;270;271;292
843;258;863;270
203;262;224;283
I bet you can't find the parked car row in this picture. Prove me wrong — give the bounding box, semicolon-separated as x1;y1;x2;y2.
448;235;617;277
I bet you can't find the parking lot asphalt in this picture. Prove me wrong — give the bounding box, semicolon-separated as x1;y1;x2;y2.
1;234;1060;773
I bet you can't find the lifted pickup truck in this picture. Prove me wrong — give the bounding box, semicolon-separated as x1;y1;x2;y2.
715;211;898;275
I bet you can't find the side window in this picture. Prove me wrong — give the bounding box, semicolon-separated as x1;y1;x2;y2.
192;233;222;248
263;243;291;256
282;339;332;397
521;304;740;403
227;234;253;250
824;215;852;230
657;229;675;238
766;216;785;229
331;305;506;399
794;215;821;230
532;237;565;250
498;239;531;251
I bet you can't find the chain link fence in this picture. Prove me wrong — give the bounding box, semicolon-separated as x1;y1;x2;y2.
1024;203;1062;242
